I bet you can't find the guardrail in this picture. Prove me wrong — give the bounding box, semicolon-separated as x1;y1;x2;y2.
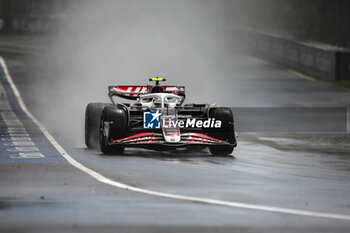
0;17;60;34
240;31;350;81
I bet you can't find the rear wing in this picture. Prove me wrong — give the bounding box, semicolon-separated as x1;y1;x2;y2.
108;85;185;100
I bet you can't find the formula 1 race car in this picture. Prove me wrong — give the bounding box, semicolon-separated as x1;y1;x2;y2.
85;78;237;155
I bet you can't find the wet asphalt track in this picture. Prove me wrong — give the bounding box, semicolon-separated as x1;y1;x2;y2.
0;36;350;233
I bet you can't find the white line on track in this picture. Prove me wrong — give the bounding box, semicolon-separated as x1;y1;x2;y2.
1;56;350;221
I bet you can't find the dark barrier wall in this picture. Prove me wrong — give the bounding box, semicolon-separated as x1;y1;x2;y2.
0;0;67;34
0;17;59;34
242;31;350;81
237;0;350;49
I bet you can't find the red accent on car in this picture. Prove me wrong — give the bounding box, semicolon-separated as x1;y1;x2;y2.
186;133;227;143
113;86;181;98
112;132;229;145
112;132;155;143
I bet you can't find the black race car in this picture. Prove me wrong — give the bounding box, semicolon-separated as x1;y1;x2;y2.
85;78;237;155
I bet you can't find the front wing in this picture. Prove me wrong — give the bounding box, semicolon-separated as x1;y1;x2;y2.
109;132;236;147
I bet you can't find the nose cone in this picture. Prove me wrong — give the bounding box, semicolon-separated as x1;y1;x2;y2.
161;118;181;143
163;132;181;143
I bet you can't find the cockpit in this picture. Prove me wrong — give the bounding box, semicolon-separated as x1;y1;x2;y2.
138;93;182;109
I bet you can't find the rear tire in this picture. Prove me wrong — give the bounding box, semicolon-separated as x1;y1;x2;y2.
85;103;110;149
99;105;127;155
208;107;235;156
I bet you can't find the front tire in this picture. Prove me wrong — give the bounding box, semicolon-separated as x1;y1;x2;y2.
208;107;235;156
85;103;110;149
99;105;127;155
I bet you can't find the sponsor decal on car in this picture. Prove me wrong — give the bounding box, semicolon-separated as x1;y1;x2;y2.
143;110;161;129
143;111;221;129
162;118;221;128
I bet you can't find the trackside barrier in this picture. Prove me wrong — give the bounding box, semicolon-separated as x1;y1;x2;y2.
0;17;61;35
240;31;350;81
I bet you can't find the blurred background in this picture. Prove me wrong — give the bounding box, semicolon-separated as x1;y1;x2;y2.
0;0;349;145
1;3;350;233
0;0;349;47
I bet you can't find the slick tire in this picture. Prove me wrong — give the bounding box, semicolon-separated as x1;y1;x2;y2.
99;105;127;155
208;107;235;156
85;103;110;149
